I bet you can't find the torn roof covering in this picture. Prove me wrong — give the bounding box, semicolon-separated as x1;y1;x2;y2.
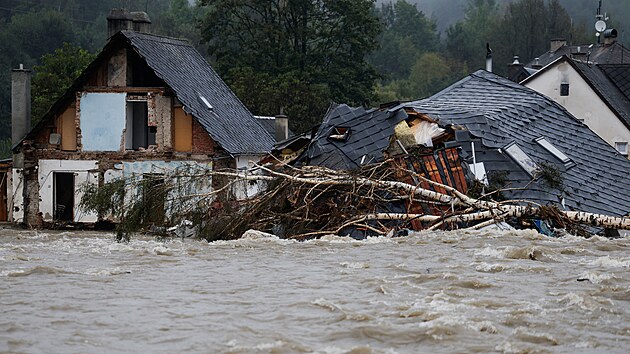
121;31;275;155
401;70;630;218
306;104;408;170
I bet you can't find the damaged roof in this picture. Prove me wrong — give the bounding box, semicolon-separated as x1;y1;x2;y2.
121;31;274;154
401;70;630;218
305;104;408;170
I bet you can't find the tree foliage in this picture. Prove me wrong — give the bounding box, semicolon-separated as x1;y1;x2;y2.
32;43;96;124
370;0;439;81
198;0;381;133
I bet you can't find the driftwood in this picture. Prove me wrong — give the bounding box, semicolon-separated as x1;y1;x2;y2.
193;161;629;240
80;159;630;241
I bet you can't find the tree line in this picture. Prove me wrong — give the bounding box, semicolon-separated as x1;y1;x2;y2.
0;0;619;158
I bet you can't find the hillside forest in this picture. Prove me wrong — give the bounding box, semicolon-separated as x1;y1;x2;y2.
0;0;627;158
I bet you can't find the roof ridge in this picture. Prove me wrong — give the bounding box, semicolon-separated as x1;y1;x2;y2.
120;30;192;46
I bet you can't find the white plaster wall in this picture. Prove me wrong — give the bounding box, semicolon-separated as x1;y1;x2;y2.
38;159;99;223
233;155;267;200
112;160;213;222
524;62;630;155
11;169;23;223
6;171;12;222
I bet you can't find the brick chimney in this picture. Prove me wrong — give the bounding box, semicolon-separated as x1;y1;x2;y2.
11;64;31;148
107;8;133;39
131;11;152;33
107;9;151;39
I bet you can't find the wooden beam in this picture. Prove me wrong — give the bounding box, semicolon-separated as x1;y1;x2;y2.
82;87;165;93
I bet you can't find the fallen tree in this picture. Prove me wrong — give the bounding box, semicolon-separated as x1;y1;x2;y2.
79;160;630;241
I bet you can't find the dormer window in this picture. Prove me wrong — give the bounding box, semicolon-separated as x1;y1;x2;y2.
504;142;537;177
560;83;569;96
329;127;350;141
535;137;572;165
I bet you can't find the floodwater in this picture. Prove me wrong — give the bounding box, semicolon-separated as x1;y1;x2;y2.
1;227;629;354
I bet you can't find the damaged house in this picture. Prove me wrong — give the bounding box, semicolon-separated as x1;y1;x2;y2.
267;70;630;236
400;70;630;234
10;11;275;227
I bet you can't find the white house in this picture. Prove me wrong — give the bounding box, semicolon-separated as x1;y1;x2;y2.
521;55;630;158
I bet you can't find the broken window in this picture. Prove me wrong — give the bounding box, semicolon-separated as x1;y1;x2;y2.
615;142;628;155
504;142;537;177
560;83;569;96
126;95;154;150
535;137;572;165
329;127;350;141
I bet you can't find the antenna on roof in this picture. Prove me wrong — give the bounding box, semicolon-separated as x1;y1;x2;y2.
595;0;607;44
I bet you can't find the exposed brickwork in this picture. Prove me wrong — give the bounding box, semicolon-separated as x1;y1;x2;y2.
75;92;82;151
192;119;217;154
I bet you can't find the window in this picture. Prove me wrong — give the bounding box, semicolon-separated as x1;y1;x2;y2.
560;83;569;96
615;142;628;155
329;127;350;141
125;95;154;150
504;142;537;176
535;137;572;164
80;92;126;151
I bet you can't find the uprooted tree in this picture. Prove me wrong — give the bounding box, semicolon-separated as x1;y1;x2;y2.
79;159;630;241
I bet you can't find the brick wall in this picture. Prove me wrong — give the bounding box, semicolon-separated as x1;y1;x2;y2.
192;119;217;154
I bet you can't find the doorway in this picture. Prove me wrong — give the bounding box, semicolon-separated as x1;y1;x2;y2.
54;172;74;222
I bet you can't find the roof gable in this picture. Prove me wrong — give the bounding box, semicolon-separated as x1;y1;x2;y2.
572;61;630;130
119;31;274;154
522;56;630;130
404;70;630;217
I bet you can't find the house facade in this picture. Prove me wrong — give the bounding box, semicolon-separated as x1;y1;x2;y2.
521;56;630;158
10;12;274;228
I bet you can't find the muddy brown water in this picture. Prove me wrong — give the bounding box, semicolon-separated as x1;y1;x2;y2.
1;228;629;353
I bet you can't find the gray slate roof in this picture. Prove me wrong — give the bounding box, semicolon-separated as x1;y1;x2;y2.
401;70;630;218
527;42;630;68
306;104;407;170
571;61;630;130
121;31;275;155
600;64;630;98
